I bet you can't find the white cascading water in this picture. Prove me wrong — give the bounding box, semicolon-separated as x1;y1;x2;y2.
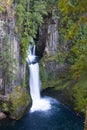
27;44;51;112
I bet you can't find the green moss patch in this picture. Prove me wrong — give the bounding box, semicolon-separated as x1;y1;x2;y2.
9;86;31;120
73;73;87;113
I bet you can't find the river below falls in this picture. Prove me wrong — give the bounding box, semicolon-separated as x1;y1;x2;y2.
0;96;84;130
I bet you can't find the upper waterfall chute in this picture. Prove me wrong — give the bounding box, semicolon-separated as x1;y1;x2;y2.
27;44;39;64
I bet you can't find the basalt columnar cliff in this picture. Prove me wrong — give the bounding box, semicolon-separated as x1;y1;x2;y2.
0;1;30;120
0;1;87;128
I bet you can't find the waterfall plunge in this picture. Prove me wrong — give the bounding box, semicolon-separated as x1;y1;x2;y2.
27;45;51;112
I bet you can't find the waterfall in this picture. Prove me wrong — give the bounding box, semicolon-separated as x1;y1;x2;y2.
29;63;41;101
27;44;51;112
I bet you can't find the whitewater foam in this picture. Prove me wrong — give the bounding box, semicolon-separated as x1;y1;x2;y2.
30;97;51;112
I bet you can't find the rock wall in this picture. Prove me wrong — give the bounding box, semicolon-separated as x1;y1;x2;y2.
0;2;30;120
45;7;59;55
36;7;59;57
0;5;26;94
37;7;70;90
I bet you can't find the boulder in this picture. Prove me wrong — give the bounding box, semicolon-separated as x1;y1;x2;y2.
0;86;31;120
0;112;7;120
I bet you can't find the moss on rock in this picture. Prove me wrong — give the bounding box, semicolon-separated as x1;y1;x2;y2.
0;86;31;120
9;86;31;120
73;74;87;113
40;57;71;90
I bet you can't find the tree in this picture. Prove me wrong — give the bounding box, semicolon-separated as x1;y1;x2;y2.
15;0;47;63
58;0;87;113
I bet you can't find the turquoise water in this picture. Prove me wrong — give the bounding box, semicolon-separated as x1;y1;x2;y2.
0;98;84;130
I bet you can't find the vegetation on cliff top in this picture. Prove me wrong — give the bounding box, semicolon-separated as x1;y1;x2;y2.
15;0;47;63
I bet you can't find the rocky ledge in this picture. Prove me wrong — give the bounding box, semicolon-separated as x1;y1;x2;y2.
0;86;31;120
